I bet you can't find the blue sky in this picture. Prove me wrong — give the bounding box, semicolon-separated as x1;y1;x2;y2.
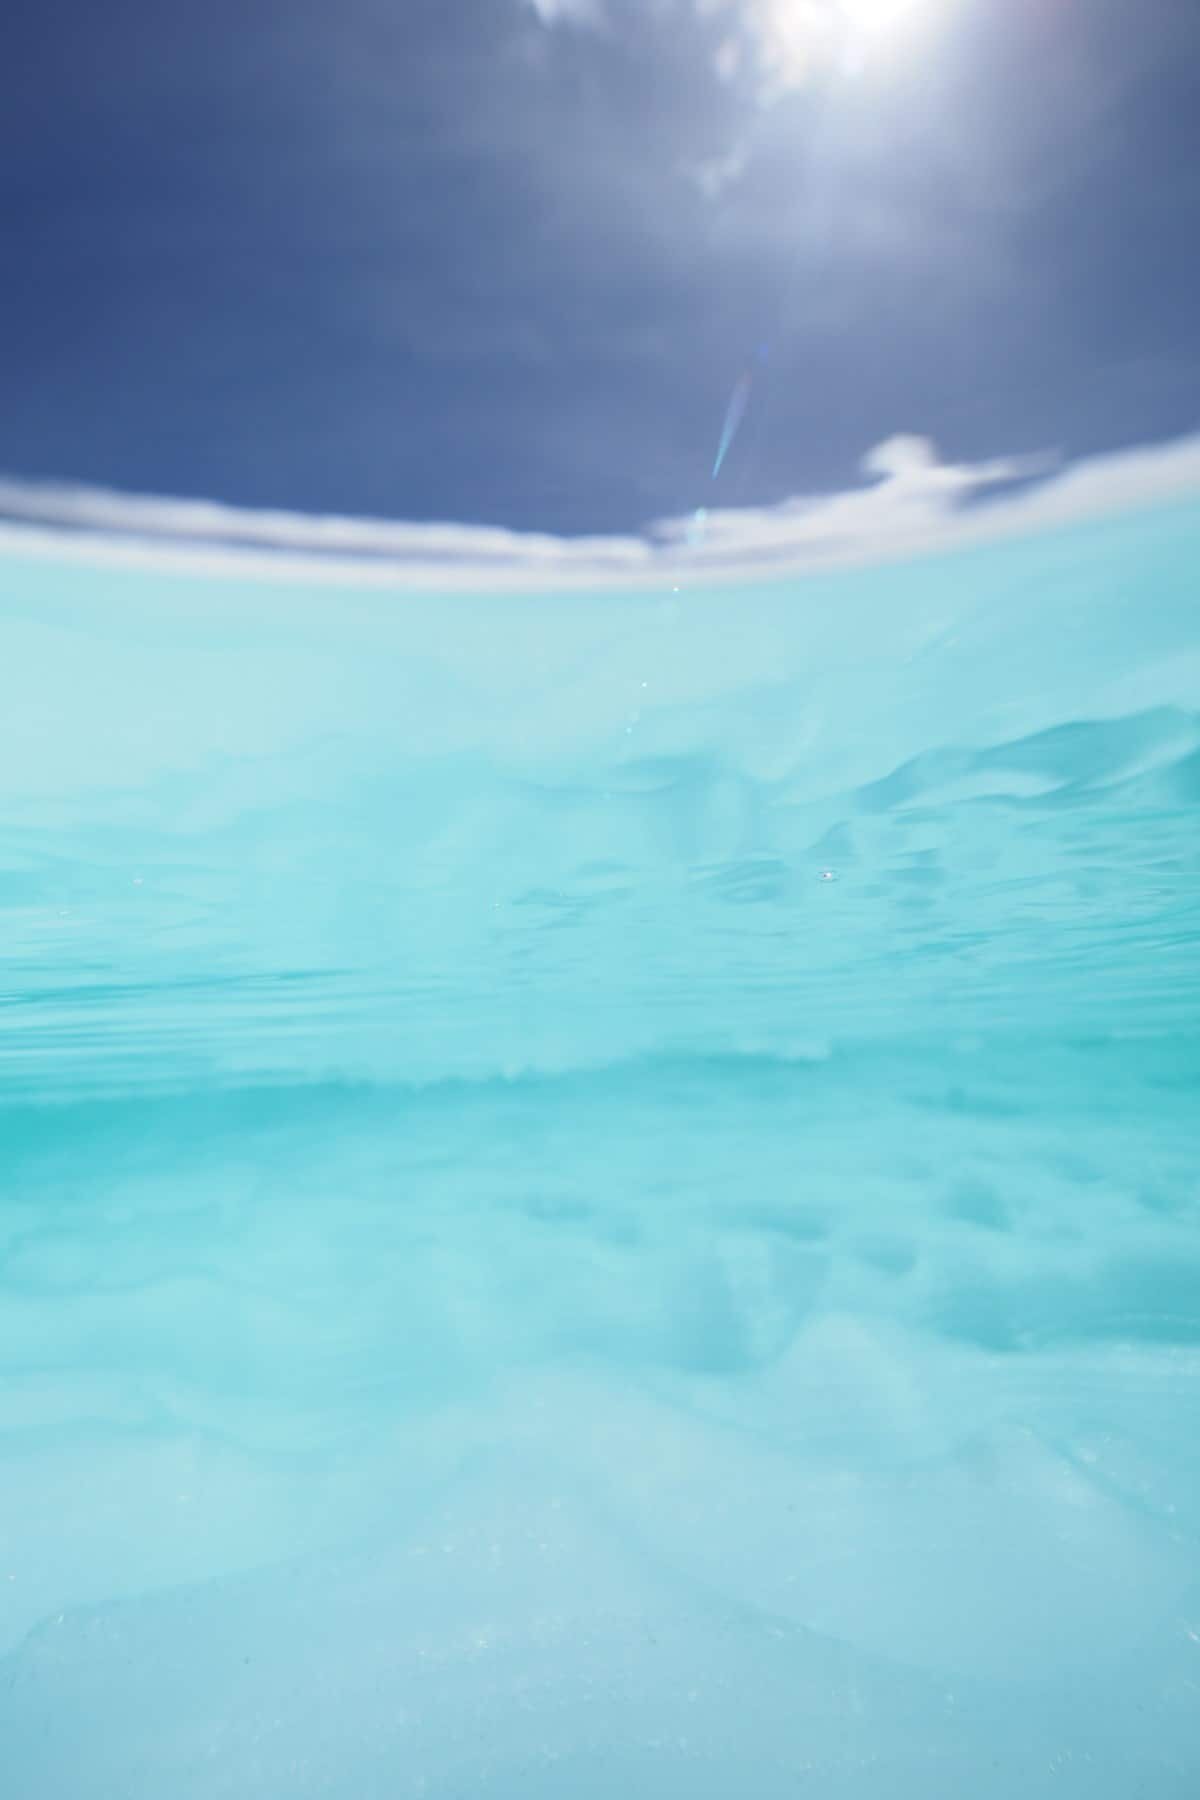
3;0;1198;536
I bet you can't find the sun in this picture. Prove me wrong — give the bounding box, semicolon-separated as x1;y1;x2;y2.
771;0;947;79
745;0;952;96
836;0;935;41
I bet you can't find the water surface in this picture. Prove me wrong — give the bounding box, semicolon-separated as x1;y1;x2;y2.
2;506;1199;1795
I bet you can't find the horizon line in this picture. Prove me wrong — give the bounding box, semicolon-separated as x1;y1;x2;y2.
0;429;1198;591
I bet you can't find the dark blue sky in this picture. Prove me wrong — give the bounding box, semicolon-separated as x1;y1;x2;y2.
4;0;1198;533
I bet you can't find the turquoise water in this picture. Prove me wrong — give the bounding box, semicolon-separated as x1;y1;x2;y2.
2;506;1199;1795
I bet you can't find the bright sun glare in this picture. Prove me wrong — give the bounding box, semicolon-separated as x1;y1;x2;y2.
758;0;947;94
837;0;935;41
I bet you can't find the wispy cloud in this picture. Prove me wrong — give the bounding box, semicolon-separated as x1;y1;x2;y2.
524;0;605;25
2;433;1198;589
529;0;949;97
715;0;842;96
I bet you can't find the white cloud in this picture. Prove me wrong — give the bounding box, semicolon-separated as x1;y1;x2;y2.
0;475;649;583
524;0;605;25
529;1;948;96
683;140;751;198
651;434;1057;562
727;0;839;92
712;35;743;82
1;432;1198;590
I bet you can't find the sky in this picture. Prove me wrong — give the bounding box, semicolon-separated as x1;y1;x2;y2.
3;0;1199;539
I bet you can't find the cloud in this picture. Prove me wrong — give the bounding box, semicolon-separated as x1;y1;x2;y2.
652;435;1058;560
524;0;605;25
717;0;841;95
683;140;751;199
0;475;650;582
2;432;1199;590
529;1;943;97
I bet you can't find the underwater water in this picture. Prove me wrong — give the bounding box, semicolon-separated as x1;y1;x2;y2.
2;504;1199;1796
